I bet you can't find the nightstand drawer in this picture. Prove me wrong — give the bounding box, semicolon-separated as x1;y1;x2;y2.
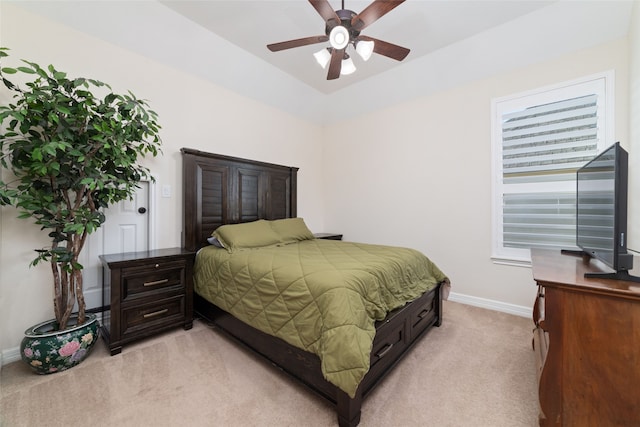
121;295;185;337
122;260;186;300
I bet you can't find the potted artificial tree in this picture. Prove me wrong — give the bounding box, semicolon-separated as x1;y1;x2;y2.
0;48;162;373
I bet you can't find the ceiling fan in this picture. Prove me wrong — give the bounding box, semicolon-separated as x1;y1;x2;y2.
267;0;410;80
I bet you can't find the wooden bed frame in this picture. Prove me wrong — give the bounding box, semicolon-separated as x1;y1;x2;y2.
181;148;444;427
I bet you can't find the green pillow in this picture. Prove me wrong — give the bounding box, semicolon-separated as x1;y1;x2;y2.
270;218;315;244
213;220;281;252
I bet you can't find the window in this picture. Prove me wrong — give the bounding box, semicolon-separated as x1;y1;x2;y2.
491;72;614;264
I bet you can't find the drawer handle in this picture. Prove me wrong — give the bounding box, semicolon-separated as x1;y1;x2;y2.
143;308;169;318
418;308;431;319
143;278;169;287
375;343;394;359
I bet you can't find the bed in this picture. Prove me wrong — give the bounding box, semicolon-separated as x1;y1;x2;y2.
181;148;449;427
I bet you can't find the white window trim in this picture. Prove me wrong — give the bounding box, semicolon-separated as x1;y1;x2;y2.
491;71;615;266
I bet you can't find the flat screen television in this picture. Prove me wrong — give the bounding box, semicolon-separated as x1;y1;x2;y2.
574;141;639;282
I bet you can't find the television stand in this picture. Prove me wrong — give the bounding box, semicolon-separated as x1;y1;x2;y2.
559;249;640;282
584;270;640;283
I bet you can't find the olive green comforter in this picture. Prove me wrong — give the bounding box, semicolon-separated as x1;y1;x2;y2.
194;239;448;397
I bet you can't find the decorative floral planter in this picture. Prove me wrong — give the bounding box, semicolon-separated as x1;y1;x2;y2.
20;313;100;374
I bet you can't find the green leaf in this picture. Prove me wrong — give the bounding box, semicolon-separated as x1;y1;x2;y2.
1;67;17;74
34;65;48;79
17;66;36;74
56;105;71;115
31;148;43;161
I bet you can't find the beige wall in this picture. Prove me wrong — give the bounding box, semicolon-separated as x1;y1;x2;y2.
323;38;630;311
0;5;325;356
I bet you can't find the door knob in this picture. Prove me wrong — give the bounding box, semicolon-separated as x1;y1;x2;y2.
138;207;147;214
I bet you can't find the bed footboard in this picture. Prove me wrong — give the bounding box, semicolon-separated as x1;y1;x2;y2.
195;281;444;427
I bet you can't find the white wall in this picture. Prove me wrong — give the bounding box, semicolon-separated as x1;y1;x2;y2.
0;4;325;358
323;38;630;311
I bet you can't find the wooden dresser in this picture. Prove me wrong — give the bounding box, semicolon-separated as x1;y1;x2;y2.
531;248;640;426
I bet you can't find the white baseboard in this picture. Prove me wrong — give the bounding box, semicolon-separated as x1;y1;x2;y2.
448;292;532;318
1;347;21;366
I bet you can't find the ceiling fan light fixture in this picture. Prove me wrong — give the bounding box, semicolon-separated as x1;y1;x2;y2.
356;40;375;61
329;25;350;50
313;48;331;69
341;55;356;75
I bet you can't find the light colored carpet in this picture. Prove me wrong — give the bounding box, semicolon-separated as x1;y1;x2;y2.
0;301;538;426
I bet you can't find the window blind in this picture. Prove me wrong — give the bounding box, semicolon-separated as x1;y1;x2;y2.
503;192;576;249
500;94;600;250
502;94;599;183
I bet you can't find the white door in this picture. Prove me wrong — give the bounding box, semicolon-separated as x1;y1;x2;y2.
101;182;150;255
81;181;153;309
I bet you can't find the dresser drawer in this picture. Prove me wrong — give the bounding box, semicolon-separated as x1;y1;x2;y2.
122;260;186;300
121;295;185;337
409;290;437;339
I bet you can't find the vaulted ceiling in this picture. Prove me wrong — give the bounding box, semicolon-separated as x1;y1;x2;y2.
10;1;635;124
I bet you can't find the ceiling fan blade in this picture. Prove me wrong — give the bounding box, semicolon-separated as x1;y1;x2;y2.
358;35;410;61
351;0;406;32
309;0;341;28
267;35;329;52
327;48;344;80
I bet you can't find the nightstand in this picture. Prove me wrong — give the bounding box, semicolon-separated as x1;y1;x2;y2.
314;233;343;240
99;247;195;355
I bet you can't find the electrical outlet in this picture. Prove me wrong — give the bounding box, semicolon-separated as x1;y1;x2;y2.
162;185;171;198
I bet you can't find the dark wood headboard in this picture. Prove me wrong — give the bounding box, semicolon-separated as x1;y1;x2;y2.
181;148;298;251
